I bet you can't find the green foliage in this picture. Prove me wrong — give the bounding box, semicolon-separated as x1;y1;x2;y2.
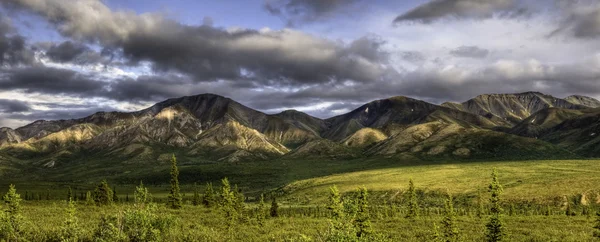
325;185;356;241
202;182;216;208
192;183;200;206
486;168;505;242
58;198;82;242
67;187;73;202
123;203;174;242
113;186;119;203
441;194;459;242
233;184;245;214
256;194;267;226
593;211;600;238
85;191;95;206
477;191;486;218
1;184;22;240
270;196;279;218
219;177;237;227
94;180;113;206
134;181;150;205
406;179;419;219
167;154;183;209
93;214;127;242
354;187;372;238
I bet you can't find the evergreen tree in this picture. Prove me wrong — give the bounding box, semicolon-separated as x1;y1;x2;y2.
25;191;29;201
233;184;245;214
220;178;237;227
508;204;515;216
167;154;183;209
256;194;267;226
67;186;73;202
125;194;130;203
270;196;279;218
202;182;216;208
192;182;201;206
93;180;113;206
59;198;82;241
354;187;372;238
46;189;51;200
407;178;419;218
85;191;94;206
1;184;22;240
134;181;150;206
485;168;505;242
327;185;344;221
112;186;119;203
442;194;460;242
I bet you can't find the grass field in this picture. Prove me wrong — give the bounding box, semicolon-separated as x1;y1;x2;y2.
2;158;600;241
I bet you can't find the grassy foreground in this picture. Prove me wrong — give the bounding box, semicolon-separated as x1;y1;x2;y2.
2;158;600;241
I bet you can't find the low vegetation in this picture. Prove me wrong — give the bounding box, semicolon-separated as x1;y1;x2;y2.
1;156;600;241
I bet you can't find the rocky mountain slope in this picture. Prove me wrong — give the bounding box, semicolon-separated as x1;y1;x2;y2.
1;92;599;166
442;92;594;125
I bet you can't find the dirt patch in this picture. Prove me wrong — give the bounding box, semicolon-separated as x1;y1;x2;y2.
453;148;471;157
427;145;446;155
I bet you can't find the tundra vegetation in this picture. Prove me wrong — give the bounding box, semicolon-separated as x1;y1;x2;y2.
2;157;600;241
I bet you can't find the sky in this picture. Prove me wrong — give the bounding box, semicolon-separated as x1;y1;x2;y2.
1;0;600;128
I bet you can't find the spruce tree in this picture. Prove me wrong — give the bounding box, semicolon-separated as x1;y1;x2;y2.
167;154;183;209
328;185;344;221
407;178;419;218
134;181;150;206
93;180;113;206
192;182;201;206
256;194;267;226
233;184;245;214
442;194;460;242
202;182;216;208
355;187;372;238
85;191;94;206
67;186;73;202
270;196;279;218
220;177;237;227
1;184;22;240
59;198;81;241
112;186;119;203
486;168;505;242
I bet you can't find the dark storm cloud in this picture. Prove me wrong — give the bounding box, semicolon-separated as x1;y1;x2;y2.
264;0;359;26
44;41;103;64
0;66;106;96
393;0;525;24
450;46;489;59
0;14;34;66
551;3;600;38
4;0;392;87
7;105;117;122
0;99;30;113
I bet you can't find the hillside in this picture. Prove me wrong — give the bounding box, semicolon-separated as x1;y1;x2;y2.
0;92;598;168
444;92;597;125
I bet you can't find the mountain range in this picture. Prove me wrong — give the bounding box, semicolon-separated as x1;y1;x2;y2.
1;91;599;167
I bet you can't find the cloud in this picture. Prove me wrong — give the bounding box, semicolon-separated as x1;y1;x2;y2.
551;3;600;38
0;66;106;96
4;0;392;87
0;13;35;66
0;99;30;113
450;45;489;58
44;40;104;64
264;0;359;26
393;0;525;24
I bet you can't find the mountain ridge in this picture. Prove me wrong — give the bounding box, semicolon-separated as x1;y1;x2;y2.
0;92;598;163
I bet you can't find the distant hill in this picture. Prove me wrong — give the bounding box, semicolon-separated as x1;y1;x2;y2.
1;91;599;169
